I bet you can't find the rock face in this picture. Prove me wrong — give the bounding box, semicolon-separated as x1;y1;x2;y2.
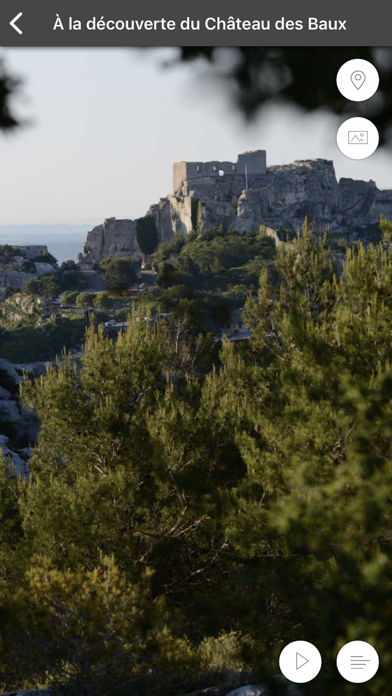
226;681;301;696
15;245;49;260
77;217;141;268
77;155;392;267
0;434;30;479
226;687;269;696
0;357;41;476
0;244;57;294
148;196;194;239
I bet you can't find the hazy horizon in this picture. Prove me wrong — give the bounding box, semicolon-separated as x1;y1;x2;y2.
1;48;392;226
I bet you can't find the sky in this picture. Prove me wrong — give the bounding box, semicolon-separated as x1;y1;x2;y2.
1;47;392;226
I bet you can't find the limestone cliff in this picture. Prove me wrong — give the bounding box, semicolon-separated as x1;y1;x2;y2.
77;159;392;267
0;262;57;290
0;245;57;293
77;217;141;267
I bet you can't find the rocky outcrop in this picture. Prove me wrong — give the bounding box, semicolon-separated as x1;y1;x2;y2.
0;357;21;384
14;361;53;378
0;245;57;295
226;681;301;695
77;157;392;267
0;262;57;291
0;357;41;470
236;190;263;234
0;295;41;325
0;434;30;478
77;217;142;268
0;682;300;696
148;196;194;239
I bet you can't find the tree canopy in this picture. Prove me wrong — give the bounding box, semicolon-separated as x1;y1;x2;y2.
98;256;140;293
1;221;392;693
136;215;159;259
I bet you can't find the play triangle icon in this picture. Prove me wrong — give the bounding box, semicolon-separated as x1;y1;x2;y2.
296;652;309;670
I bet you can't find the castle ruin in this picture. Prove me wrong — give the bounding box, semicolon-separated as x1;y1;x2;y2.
173;150;267;194
78;153;392;269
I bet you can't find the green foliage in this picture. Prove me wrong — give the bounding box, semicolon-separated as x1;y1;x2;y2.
196;200;205;234
3;220;392;693
191;198;199;231
0;455;22;607
21;278;40;296
6;557;198;695
59;260;89;291
0;244;18;264
153;234;187;268
98;256;140;294
155;229;276;293
380;215;392;245
0;316;87;362
31;250;58;265
22;274;61;298
164;299;217;378
61;290;79;305
0;294;41;331
136;215;159;258
4;314;244;691
93;292;114;310
75;292;96;308
156;262;183;289
21;260;36;274
20;260;86;298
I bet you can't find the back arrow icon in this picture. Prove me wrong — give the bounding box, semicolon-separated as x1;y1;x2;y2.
10;12;23;35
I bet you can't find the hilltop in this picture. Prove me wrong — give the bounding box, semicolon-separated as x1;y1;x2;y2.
77;154;392;267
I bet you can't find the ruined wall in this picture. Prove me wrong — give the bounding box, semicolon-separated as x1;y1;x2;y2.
18;245;49;260
173;150;267;194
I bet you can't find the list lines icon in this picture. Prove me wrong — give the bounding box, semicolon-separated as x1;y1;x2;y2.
350;655;371;669
336;640;379;683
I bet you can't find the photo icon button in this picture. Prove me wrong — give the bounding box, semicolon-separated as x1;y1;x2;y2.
337;117;379;160
336;640;379;683
279;640;322;684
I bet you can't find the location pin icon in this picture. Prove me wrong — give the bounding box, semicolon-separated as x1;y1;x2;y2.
351;71;366;89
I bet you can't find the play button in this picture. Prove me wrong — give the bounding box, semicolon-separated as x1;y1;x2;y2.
296;652;309;670
279;640;322;683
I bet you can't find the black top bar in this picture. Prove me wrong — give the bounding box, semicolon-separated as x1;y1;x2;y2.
1;0;391;47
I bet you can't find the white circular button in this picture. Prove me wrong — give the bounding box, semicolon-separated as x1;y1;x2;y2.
279;640;322;684
337;59;379;102
337;117;379;160
336;640;379;683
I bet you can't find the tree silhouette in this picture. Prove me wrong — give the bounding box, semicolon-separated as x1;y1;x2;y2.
0;59;19;131
136;215;159;260
2;48;392;144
